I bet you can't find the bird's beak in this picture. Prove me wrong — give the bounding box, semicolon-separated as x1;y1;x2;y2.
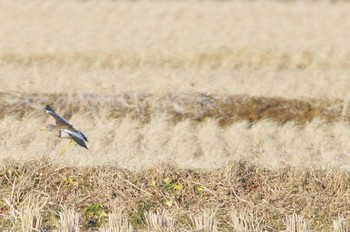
40;127;47;132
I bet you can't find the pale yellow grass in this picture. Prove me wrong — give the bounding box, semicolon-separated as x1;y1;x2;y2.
2;1;350;231
2;114;350;170
1;1;350;99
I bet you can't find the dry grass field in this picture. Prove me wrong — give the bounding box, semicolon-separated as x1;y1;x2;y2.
2;0;350;231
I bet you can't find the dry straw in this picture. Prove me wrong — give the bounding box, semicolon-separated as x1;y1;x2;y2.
1;0;350;231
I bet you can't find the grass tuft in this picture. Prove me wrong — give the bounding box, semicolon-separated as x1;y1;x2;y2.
0;157;350;230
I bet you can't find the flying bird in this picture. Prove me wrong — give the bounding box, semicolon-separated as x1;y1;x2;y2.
42;105;88;155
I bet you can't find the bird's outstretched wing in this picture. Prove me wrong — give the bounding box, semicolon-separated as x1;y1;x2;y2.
46;105;72;127
77;130;88;142
62;129;88;149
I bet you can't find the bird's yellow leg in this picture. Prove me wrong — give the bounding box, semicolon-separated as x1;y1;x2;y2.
60;140;75;156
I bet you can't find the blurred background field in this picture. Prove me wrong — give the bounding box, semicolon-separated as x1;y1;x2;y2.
2;0;350;231
1;1;350;98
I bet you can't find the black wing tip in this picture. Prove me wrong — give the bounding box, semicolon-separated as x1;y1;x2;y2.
81;142;88;149
78;130;88;142
46;105;54;112
74;139;88;150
